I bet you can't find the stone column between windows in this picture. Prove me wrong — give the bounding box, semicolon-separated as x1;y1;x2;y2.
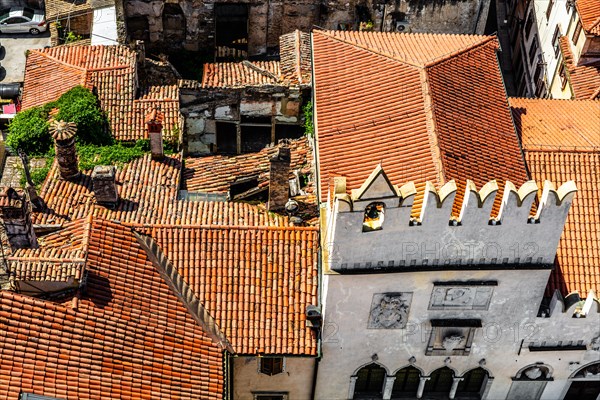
348;375;358;399
449;377;464;399
383;375;396;399
417;376;431;398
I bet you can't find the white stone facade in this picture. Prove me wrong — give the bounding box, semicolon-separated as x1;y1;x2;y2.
315;167;600;399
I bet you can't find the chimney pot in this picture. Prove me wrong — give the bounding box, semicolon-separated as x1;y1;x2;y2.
146;109;164;160
0;187;38;249
268;146;291;211
91;165;119;207
49;119;80;180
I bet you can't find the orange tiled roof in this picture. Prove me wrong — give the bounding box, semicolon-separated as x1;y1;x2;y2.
136;224;319;355
511;97;600;149
202;33;311;88
511;98;600;297
21;51;90;108
311;30;528;213
560;36;600;99
22;45;181;141
576;0;600;35
33;153;290;226
184;138;312;194
280;30;312;86
202;61;282;88
0;217;224;398
6;217;91;284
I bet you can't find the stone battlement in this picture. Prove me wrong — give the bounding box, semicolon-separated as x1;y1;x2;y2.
325;166;576;272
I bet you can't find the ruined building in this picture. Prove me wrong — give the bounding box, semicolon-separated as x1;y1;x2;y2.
180;31;311;155
124;0;493;55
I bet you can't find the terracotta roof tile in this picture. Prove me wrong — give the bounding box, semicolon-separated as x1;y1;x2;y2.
202;61;282;88
202;33;312;89
0;218;224;399
184;138;313;194
426;39;529;213
560;36;600;99
136;224;319;355
6;218;91;285
513;98;600;297
33;154;290;226
279;30;312;85
312;30;528;215
317;30;496;66
576;0;600;35
511;98;600;149
21;52;89;109
22;46;181;142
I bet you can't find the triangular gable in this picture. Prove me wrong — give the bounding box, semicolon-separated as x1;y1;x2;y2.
352;165;399;200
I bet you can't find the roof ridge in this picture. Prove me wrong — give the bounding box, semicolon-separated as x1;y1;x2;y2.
32;50;89;73
314;30;423;68
510;96;600;102
424;35;498;68
523;144;600;152
316;30;496;68
128;223;319;231
7;256;86;263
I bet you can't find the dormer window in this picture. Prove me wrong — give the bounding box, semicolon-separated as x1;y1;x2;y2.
363;202;385;232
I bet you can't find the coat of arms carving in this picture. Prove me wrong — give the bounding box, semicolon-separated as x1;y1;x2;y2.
368;292;413;329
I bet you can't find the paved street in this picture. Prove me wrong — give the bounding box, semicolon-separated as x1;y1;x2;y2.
0;31;50;83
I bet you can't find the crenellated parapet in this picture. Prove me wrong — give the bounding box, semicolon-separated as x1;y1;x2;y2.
326;166;576;272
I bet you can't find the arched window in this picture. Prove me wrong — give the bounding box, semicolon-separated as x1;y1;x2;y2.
423;367;454;395
564;362;600;400
455;368;489;399
506;364;552;400
363;202;385;232
354;363;386;399
391;366;421;398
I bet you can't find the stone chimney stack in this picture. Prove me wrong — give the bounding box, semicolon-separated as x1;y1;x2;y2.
268;146;291;211
91;166;118;208
50;119;80;180
0;188;38;249
146;109;164;160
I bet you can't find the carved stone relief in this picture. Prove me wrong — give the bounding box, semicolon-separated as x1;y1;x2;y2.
429;285;494;310
426;324;479;356
367;292;413;329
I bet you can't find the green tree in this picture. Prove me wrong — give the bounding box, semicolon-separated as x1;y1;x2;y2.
54;86;112;146
6;86;111;156
6;106;52;155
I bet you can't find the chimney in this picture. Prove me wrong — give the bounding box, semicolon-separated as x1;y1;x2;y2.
268;146;291;211
91;165;118;207
146;109;164;160
0;188;38;249
50;119;80;180
18;150;45;211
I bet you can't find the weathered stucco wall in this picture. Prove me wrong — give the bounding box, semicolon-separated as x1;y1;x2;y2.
233;356;316;399
316;269;600;399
